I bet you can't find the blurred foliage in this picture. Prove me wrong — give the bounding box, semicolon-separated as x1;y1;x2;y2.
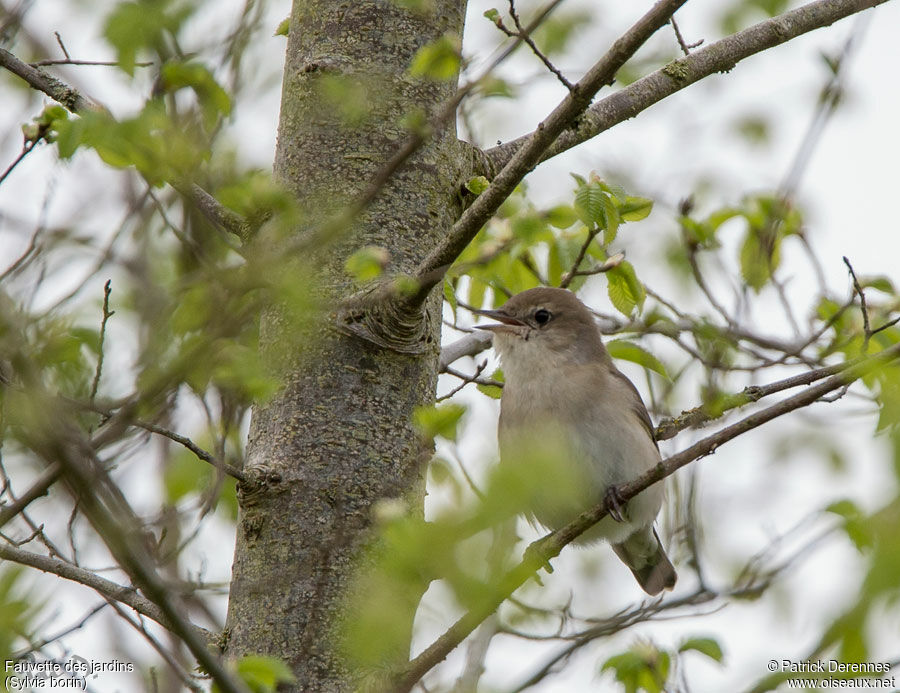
449;173;653;322
532;9;592;56
409;33;462;81
215;655;296;693
601;636;723;693
718;0;791;34
0;567;42;688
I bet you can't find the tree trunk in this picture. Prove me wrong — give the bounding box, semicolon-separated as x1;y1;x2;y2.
223;0;469;689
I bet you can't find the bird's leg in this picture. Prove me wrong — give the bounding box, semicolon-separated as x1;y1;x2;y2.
604;484;628;523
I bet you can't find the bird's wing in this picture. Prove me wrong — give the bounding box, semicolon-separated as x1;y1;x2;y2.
609;368;658;449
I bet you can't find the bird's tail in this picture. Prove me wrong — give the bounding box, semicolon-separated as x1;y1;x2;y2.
612;526;677;596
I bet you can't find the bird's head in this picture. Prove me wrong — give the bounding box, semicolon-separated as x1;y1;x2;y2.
473;288;608;376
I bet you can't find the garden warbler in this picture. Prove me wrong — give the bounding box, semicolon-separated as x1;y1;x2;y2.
475;287;676;595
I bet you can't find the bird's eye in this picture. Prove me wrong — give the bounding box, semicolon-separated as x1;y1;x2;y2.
534;308;552;325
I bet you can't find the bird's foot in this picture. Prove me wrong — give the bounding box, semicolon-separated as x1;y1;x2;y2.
604;484;628;523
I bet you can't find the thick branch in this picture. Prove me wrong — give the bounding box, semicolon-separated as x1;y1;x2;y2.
486;0;890;170
179;183;252;243
439;332;493;371
0;47;104;112
654;351;870;440
412;0;688;288
387;342;900;692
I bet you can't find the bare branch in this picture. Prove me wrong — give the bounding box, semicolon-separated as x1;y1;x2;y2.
0;138;41;186
177;182;252;243
653;349;871;440
439;332;493;370
0;47;105;113
486;0;890;171
843;255;871;347
413;0;688;289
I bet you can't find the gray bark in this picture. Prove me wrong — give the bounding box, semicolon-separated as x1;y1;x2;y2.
223;0;469;689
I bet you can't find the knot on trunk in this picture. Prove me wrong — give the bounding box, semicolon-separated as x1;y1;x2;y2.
336;282;433;354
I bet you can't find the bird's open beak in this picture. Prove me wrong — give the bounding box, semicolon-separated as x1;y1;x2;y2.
472;308;527;334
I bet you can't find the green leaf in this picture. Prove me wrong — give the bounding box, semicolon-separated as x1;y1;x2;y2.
532;10;591;55
860;275;895;294
443;279;458;321
483;8;501;22
345;246;390;282
574;181;608;228
619;196;653;222
409;34;461;80
606;261;645;317
602;646;671;693
104;0;192;75
53;116;88;159
413;403;466;441
607;340;668;379
476;368;504;399
545;204;578;229
164;448;212;504
511;214;546;243
160;60;232;129
547;234;583;287
826;499;873;551
678;637;724;663
468;278;488;310
739;229;777;292
603;194;619;245
215;655;296;693
274;17;289;36
478;74;516;99
465;176;490;195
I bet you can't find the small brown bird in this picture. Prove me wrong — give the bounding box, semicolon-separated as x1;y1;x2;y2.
475;287;676;595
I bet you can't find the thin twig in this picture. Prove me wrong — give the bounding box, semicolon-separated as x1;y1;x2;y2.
54;32;71;60
106;601;206;693
843;255;870;348
89;280;114;404
31;59;154;67
0;138;40;186
496;0;574;90
670;16;703;56
558;227;600;289
0;542;209;640
653;348;870;440
437;361;498;401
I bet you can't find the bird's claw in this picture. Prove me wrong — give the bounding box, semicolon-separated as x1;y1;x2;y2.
604;485;627;523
